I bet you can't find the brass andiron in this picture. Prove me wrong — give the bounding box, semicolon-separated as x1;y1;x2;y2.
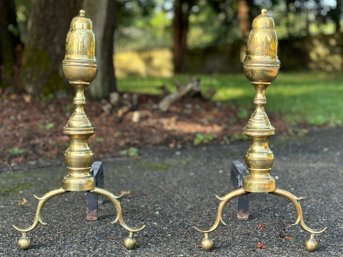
195;9;326;252
13;10;145;250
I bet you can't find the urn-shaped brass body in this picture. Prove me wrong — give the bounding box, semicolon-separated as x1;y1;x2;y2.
242;9;280;193
62;10;97;191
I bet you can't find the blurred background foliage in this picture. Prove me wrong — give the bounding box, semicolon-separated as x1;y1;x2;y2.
1;0;342;94
115;0;342;50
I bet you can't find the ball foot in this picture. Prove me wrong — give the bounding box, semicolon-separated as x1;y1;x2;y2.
17;235;31;250
123;236;136;250
201;235;214;251
305;234;318;252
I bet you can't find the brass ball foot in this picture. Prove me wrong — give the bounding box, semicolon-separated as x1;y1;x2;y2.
123;236;136;250
305;234;318;252
17;235;31;250
201;236;214;251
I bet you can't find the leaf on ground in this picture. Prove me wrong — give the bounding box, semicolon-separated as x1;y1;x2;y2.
17;197;28;206
9;147;26;156
120;147;139;159
257;223;265;231
256;241;266;249
23;94;32;103
0;94;289;168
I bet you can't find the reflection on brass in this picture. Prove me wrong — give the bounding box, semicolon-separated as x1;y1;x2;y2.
195;9;326;252
14;10;144;250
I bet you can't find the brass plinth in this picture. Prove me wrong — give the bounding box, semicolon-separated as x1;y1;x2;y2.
14;10;145;250
195;9;326;252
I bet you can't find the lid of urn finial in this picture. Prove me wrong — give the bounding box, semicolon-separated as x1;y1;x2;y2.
245;9;279;60
69;9;92;30
243;9;280;83
64;9;96;62
252;9;275;30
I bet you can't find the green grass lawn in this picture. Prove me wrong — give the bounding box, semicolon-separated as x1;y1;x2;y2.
118;72;343;126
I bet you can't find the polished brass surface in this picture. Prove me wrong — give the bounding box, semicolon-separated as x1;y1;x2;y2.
62;9;96;191
13;188;67;233
123;232;137;250
194;188;247;234
17;233;31;250
305;234;319;252
91;188;145;233
271;189;326;235
14;10;144;250
195;9;326;252
201;233;214;251
243;8;279;193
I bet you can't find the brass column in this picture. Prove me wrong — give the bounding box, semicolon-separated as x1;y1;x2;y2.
195;9;326;252
14;10;145;250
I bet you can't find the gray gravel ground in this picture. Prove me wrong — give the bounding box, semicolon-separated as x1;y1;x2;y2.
0;128;342;257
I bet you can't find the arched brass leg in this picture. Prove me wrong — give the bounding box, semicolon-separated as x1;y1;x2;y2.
271;188;326;252
13;188;67;250
91;187;145;249
194;188;247;250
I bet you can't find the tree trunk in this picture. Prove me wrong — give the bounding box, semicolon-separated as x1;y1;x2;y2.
237;0;251;40
172;0;193;73
19;0;83;95
237;0;253;61
0;0;22;88
286;1;292;36
83;0;117;99
333;0;342;32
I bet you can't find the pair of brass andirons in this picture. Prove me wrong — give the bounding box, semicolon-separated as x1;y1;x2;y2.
14;9;326;253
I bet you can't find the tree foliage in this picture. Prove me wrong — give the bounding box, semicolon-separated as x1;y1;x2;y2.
0;0;22;88
0;0;342;95
18;0;83;95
